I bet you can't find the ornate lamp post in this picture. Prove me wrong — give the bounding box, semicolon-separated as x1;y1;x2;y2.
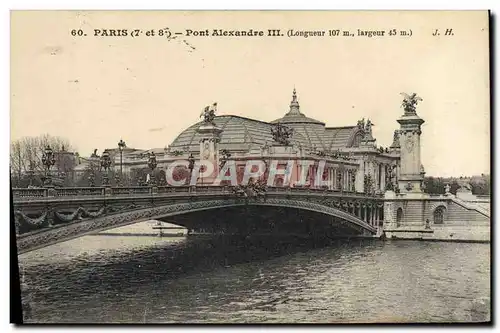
188;152;195;186
114;174;121;187
27;161;35;187
219;149;231;170
100;150;112;186
41;145;56;187
88;172;95;187
147;151;157;186
117;139;126;184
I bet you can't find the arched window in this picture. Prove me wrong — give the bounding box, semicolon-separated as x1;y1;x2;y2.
433;206;445;224
352;134;363;147
396;208;403;226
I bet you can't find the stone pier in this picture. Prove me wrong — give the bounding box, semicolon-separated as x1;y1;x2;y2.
382;190;490;242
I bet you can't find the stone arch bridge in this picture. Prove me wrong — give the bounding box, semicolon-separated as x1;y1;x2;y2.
12;186;384;254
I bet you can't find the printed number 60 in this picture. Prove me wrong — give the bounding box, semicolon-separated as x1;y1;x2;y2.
71;29;85;36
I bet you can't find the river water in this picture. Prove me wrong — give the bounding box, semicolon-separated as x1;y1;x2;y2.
17;234;490;324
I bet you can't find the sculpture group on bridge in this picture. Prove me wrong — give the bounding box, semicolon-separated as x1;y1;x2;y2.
231;178;267;198
400;92;423;114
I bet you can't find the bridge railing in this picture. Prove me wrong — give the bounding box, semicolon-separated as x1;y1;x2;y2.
157;186;191;194
55;187;106;197
11;185;225;199
12;188;48;198
111;186;151;196
12;185;382;200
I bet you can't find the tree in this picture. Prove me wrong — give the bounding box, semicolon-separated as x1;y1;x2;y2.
424;176;486;195
10;134;76;187
470;174;490;195
423;176;444;194
75;157;102;187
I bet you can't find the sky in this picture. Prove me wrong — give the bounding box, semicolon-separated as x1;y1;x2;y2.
10;10;490;177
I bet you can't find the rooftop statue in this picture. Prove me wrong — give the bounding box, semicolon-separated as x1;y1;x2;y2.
357;118;365;129
356;118;374;138
271;123;293;145
400;92;423;114
365;119;374;134
393;130;400;141
200;102;217;125
390;130;401;148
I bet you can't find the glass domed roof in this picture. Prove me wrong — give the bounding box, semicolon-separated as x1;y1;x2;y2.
168;115;312;153
168;89;364;154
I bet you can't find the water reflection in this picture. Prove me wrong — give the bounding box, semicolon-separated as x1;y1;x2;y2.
18;235;490;323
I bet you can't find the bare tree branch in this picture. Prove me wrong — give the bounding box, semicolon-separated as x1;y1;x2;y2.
10;134;77;186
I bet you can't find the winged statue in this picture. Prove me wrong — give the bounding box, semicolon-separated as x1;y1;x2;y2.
200;102;217;125
400;92;423;114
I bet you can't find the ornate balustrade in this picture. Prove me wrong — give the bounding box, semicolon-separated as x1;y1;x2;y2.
12;185;382;201
111;186;150;196
56;187;106;197
13;188;47;198
157;186;190;194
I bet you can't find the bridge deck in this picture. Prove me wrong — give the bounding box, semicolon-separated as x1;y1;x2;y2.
12;185;383;202
13;186;383;254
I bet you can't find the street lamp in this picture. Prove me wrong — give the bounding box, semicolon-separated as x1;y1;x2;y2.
147;151;157;186
117;139;126;183
200;165;206;186
114;174;121;187
27;161;35;187
88;172;95;187
219;149;231;170
41;145;56;187
100;150;112;186
188;152;195;185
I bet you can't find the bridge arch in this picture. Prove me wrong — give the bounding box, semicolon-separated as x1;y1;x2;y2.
140;199;376;234
16;197;377;254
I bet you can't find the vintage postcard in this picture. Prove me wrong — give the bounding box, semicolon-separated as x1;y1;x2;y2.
10;10;491;324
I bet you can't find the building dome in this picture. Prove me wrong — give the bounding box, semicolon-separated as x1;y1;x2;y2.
270;88;325;126
270;88;356;151
168;89;366;154
168;115;312;153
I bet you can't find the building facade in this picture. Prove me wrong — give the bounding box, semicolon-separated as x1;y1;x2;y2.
77;89;419;193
